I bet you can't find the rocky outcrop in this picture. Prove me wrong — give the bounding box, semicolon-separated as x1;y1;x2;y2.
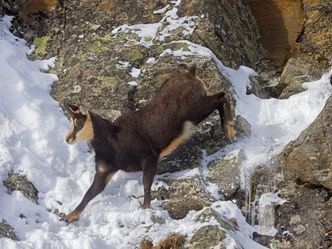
0;219;16;240
139;233;186;249
3;172;39;203
248;0;331;99
272;182;332;249
207;150;244;199
247;0;304;68
278;95;332;189
189;225;226;249
297;0;332;67
270;94;332;248
154;177;212;219
248;0;331;72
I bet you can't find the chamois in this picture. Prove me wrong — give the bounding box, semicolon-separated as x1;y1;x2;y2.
63;66;236;223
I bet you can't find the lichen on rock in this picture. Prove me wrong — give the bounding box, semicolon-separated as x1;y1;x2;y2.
189;225;226;249
33;35;51;57
207;149;245;199
154;177;212;219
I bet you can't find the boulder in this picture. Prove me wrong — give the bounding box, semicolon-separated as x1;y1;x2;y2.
189;225;226;249
3;172;38;203
235;115;251;138
247;0;304;68
271;181;332;249
0;219;16;240
154;177;212;219
207;150;245;199
278;95;332;190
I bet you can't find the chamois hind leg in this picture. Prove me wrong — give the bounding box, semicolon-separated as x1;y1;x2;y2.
216;93;236;140
141;156;157;208
64;165;117;224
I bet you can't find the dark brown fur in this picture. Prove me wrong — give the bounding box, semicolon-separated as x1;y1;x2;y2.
63;68;236;223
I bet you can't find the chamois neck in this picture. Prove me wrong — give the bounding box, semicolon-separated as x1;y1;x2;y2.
90;112;117;144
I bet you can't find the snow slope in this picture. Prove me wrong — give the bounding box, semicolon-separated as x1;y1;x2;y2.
0;10;331;249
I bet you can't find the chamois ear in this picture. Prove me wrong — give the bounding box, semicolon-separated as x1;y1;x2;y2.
65;103;80;116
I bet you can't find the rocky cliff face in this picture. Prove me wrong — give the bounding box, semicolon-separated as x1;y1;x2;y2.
247;0;304;68
269;92;332;249
248;0;331;99
279;95;332;189
1;0;331;248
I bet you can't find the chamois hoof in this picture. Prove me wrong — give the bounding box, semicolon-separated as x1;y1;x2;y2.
61;211;80;224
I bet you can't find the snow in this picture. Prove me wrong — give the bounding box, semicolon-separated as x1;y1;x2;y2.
129;67;141;78
127;81;138;87
153;5;170;14
1;3;332;248
146;57;156;64
111;0;197;46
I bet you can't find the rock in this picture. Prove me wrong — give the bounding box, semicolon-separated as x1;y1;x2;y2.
278;95;332;190
249;0;331;100
289;215;301;226
276;57;322;98
181;0;263;68
247;0;304;68
297;0;332;67
139;233;186;249
248;59;279;99
189;225;226;249
261;57;326;98
235;115;251;138
272;181;332;249
279;76;308;99
0;0;21;14
195;207;218;223
193;207;241;248
293;225;305;235
207;150;245;199
248;0;332;73
3;172;38;203
0;219;17;240
158;177;212;219
195;207;239;232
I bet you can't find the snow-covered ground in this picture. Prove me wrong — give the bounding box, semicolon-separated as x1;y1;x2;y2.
0;6;331;249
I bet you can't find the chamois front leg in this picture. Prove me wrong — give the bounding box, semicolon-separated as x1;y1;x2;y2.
64;164;116;224
141;156;157;208
216;93;236;140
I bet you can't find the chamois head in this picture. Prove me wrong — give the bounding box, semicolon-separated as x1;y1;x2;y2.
65;104;94;144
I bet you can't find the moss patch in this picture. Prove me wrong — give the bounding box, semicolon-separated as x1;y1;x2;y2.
144;35;153;42
97;75;119;85
89;41;109;53
173;42;190;51
33;35;51;56
122;48;145;62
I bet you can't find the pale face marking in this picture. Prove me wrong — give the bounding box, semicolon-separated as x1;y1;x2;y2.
65;109;94;144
